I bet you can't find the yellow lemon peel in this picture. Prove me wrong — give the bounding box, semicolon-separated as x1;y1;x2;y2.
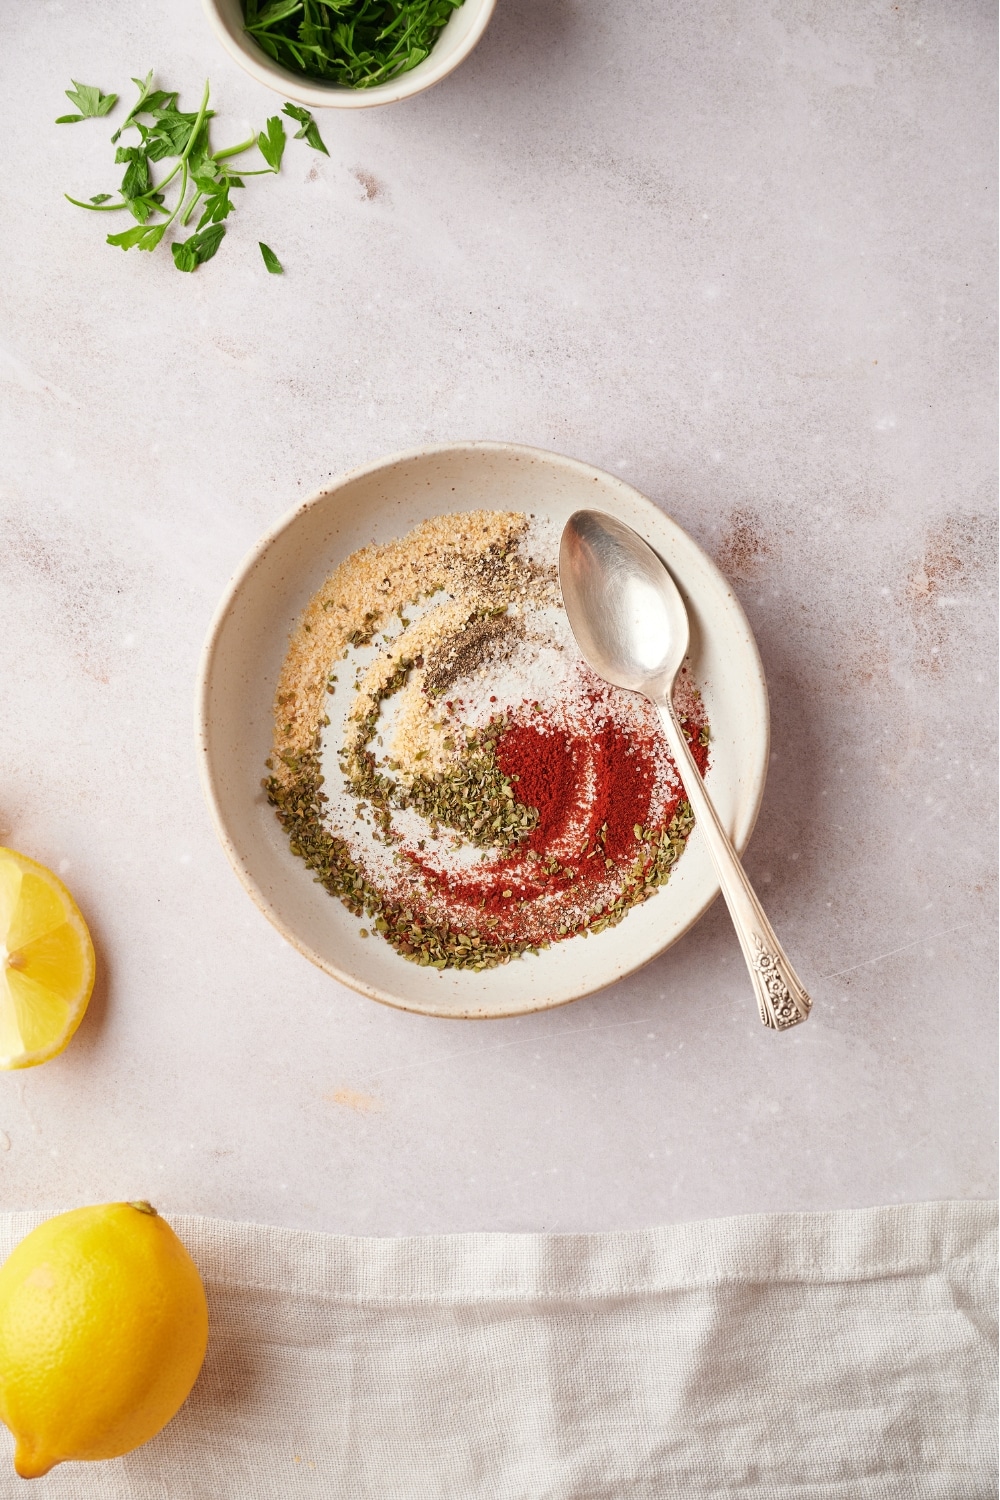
0;1202;208;1477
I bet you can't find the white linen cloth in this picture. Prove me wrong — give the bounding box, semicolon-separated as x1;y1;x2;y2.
0;1200;994;1499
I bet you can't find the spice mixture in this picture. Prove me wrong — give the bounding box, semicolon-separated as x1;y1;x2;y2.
264;510;710;971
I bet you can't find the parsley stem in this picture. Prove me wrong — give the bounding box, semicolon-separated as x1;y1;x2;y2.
182;187;203;227
64;195;130;211
179;81;211;163
160;160;189;232
213;134;256;161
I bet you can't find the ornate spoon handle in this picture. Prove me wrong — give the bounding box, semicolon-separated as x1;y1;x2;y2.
656;702;811;1031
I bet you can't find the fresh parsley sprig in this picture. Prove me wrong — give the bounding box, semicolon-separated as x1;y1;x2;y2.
63;73;329;273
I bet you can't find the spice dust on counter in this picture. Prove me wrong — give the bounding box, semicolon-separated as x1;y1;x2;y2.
264;511;710;971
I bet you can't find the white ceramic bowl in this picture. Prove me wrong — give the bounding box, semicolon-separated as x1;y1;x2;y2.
202;0;496;109
196;443;769;1019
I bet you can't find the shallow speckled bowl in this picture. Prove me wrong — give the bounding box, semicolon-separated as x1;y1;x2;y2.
196;443;769;1018
202;0;496;110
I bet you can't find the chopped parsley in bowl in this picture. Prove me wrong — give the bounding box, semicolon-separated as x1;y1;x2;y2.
202;0;496;109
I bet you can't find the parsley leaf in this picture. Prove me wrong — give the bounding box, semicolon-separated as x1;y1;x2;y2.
107;223;166;251
282;102;329;156
126;191;165;224
196;176;239;229
115;145;151;200
259;241;284;273
141;105;211;160
171;223;226;272
258;115;287;171
252;0;303;26
56;80;118;123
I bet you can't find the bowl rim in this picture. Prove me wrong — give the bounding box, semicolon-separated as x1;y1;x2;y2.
200;0;498;109
195;440;770;1019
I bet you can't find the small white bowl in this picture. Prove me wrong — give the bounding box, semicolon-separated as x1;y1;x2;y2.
196;443;770;1019
201;0;497;109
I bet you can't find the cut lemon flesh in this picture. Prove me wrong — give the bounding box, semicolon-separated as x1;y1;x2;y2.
0;849;95;1069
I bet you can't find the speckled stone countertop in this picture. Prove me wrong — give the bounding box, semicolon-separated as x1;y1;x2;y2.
1;0;995;1233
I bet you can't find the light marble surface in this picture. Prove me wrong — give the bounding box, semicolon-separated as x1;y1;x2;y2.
0;0;995;1235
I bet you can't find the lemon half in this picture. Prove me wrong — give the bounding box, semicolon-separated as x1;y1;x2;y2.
0;847;96;1069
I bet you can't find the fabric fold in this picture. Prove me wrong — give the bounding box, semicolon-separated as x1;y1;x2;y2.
0;1200;995;1499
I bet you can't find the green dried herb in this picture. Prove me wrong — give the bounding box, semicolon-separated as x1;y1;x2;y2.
342;658;538;853
264;744;544;971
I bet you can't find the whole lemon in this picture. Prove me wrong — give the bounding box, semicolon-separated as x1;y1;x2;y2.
0;1201;208;1478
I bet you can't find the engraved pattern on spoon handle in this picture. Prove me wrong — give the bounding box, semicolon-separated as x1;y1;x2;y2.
655;703;812;1031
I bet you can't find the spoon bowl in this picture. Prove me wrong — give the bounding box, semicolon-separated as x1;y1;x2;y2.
558;511;690;695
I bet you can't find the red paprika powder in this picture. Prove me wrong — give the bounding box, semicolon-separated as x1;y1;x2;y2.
410;704;709;946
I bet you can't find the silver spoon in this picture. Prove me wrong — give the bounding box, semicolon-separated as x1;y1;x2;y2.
559;510;811;1031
